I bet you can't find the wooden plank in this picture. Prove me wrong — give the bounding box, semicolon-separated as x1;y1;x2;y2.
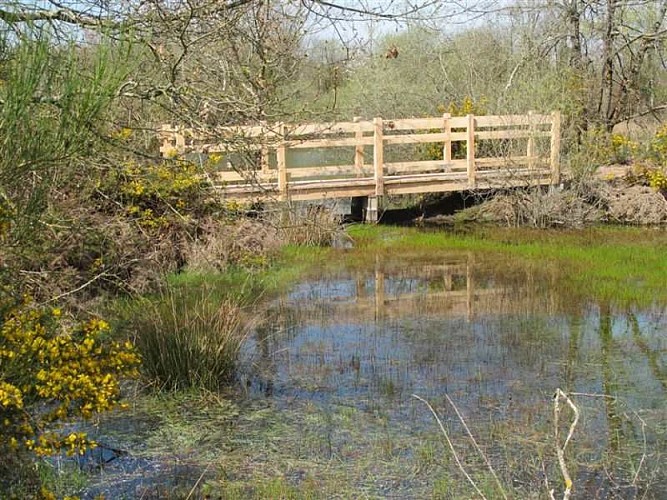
354;116;364;177
374;117;384;196
385;116;468;130
475;130;551;140
386;181;472;196
160;124;176;158
287;164;373;179
260;145;270;174
290;176;375;188
385;159;466;174
550;111;561;184
527;110;536;170
384;173;468;185
287;187;376;200
218;173;552;201
475;166;550;176
287;136;374;149
384;132;467;145
277;123;288;201
467;114;476;188
443;113;452;163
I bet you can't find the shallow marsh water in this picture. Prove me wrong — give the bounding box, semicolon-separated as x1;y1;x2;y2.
82;238;666;499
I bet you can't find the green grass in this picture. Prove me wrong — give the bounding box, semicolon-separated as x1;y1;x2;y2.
347;224;667;306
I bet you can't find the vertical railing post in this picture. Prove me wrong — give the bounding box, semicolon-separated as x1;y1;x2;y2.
159;124;175;158
174;126;185;155
443;113;452;169
550;111;561;185
277;122;288;201
374;259;385;320
527;110;536;170
466;254;475;322
354;116;364;177
260;120;270;177
373;117;384;196
466;114;476;188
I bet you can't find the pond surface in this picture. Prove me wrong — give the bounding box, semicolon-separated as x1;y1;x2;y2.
85;249;666;499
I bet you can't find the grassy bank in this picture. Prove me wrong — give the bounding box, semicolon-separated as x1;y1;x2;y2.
158;224;667;310
348;224;667;307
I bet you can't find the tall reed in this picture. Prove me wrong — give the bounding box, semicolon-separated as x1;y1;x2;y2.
129;285;250;391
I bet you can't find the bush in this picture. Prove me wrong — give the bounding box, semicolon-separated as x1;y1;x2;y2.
273;205;342;247
99;159;222;230
0;295;140;495
185;218;280;273
126;285;250;391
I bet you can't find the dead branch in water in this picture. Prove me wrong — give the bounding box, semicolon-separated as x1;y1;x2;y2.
444;394;508;500
553;389;579;500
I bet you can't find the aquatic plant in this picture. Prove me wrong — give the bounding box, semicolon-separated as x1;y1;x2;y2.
126;285;250;391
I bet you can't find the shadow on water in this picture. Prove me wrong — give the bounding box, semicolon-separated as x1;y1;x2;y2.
84;251;666;498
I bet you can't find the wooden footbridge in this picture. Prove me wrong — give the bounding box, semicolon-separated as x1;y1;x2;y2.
160;111;561;220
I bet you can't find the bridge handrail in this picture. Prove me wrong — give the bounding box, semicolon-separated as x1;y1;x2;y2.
159;112;561;200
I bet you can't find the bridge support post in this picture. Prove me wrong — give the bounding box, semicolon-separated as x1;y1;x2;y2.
363;196;381;223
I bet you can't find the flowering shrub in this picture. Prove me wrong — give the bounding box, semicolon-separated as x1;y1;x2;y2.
646;168;667;191
0;295;140;462
421;96;488;161
610;133;639;164
651;124;667;165
628;126;667;192
103;159;220;230
578;127;639;166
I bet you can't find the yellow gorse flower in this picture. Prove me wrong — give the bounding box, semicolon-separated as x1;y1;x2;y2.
1;298;140;457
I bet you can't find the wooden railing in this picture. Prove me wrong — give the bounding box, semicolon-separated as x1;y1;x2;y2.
160;112;561;201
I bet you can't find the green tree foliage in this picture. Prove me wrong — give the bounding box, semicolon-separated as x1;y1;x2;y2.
0;33;132;250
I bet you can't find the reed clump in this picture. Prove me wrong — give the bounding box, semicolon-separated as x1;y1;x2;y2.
127;285;250;391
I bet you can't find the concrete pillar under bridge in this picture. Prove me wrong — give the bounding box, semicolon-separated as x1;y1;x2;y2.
351;196;382;223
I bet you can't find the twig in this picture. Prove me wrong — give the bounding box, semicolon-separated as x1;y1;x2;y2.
554;389;579;500
543;461;556;500
186;464;210;500
40;271;109;305
412;394;487;500
444;394;508;500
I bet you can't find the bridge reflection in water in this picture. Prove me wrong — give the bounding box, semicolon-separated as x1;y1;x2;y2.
278;254;559;325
